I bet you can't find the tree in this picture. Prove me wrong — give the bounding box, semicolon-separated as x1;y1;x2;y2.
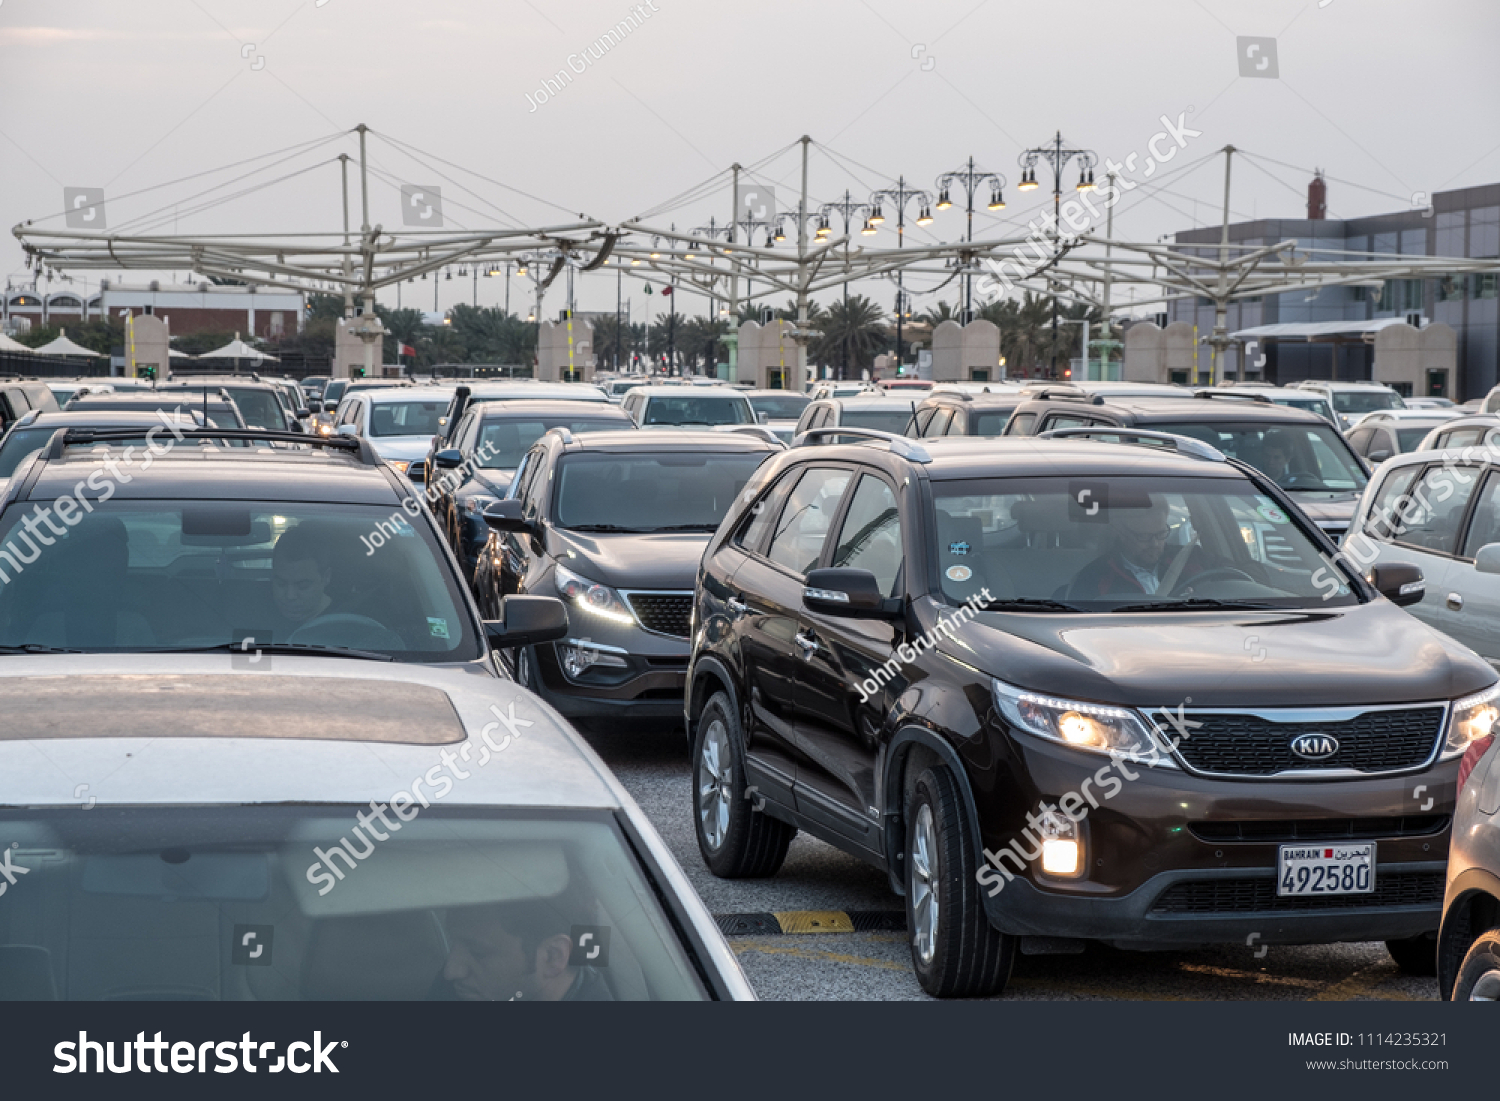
810;294;887;379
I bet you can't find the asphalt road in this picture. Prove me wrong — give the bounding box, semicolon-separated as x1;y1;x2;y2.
580;720;1440;1003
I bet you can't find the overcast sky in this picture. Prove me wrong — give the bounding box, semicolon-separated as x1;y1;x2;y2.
2;0;1497;319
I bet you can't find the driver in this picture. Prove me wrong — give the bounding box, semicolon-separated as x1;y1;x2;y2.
1067;495;1227;599
269;522;339;633
432;894;613;1002
1258;430;1310;487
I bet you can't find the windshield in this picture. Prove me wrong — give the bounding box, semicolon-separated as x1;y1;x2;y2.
0;806;705;1001
642;396;751;426
932;475;1358;612
0;427;60;478
478;417;629;469
371;400;446;438
1146;421;1367;492
841;408;916;435
749;394;809;420
1396;426;1440;452
1332;389;1403;414
323;380;349;404
215;389;285;431
0;500;479;661
972;411;1013;436
554;451;770;531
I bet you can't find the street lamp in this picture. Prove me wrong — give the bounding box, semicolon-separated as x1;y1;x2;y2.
816;191;873;380
1017;132;1097;377
935;158;1009;318
868;176;936;376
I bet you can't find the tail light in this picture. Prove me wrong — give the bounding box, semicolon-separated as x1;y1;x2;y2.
1458;734;1495;796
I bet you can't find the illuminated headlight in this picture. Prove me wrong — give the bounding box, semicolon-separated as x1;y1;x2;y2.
554;564;635;625
561;642;629;678
992;677;1176;767
1445;683;1500;759
1035;808;1083;876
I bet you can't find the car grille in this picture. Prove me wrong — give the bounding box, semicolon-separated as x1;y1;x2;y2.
1162;705;1445;777
624;592;693;638
1190;815;1449;844
1150;871;1444;914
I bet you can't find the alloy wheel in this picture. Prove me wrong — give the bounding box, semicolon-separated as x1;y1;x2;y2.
910;803;940;966
698;716;733;852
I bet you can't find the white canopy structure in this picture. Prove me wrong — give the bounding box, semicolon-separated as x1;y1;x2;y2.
0;331;33;353
195;336;277;362
33;330;102;357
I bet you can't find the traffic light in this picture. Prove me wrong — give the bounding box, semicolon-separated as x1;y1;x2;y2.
138;364;157;381
353;366;366;378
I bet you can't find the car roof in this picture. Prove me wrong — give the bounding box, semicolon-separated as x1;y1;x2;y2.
159;380;280;391
18;439;403;505
0;658;621;810
826;396;923;410
1019;395;1324;423
1356;409;1459;421
543;428;779;456
13;410;200;429
1299;380;1396;391
745;389;809;398
472;400;632;419
357;386;454;403
919;392;1024;407
631;385;750;398
464;382;608;400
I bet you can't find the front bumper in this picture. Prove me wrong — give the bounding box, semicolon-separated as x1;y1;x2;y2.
977;732;1456;947
531;630;690;721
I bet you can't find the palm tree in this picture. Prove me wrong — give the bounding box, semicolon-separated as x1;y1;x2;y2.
811;294;887;379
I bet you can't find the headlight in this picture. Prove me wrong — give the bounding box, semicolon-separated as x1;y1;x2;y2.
554;564;635;625
388;460;410;474
992;678;1177;767
465;493;502;515
1444;683;1500;759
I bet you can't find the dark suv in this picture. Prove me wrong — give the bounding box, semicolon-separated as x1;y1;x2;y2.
686;426;1496;996
911;390;1026;439
1005;393;1369;541
478;429;780;723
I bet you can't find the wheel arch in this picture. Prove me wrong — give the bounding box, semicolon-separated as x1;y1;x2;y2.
687;654;738;749
1439;870;1500;999
882;727;985;897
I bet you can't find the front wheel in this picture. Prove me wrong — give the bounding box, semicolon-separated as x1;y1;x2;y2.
1451;929;1500;1000
905;765;1015;998
692;693;793;878
1385;932;1438;976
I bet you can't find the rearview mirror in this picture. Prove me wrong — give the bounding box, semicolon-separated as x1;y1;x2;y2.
484;595;568;649
1367;563;1425;607
803;567;902;619
1475;543;1500;576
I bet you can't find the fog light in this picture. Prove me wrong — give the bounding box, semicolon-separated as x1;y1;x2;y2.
1041;839;1080;876
561;644;627;679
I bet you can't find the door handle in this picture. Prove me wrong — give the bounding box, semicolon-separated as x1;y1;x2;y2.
727;597;748;616
794;631;819;658
1447;592;1464;611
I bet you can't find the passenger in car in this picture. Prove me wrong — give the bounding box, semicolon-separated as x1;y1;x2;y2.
433;895;614;1002
1065;496;1226;599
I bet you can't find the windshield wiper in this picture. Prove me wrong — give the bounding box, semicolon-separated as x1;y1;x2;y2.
652;523;720;532
0;644;85;654
566;524;649;533
975;598;1085;613
1111;598;1280;612
144;642;394;662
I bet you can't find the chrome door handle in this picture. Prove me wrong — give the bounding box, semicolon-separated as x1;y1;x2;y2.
794;632;819;657
1447;592;1464;611
727;597;748;615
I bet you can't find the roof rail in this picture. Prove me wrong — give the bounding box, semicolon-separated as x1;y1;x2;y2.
716;425;785;446
793;426;931;463
1195;390;1272;404
1037;426;1227;463
46;427;379;465
544;426;575;444
1024;388;1103;404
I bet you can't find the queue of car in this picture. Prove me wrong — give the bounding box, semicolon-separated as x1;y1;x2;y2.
6;364;1500;1003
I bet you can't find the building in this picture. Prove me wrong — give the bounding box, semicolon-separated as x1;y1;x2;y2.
1157;177;1499;399
2;280;305;342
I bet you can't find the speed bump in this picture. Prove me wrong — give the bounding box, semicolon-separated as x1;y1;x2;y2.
714;910;905;936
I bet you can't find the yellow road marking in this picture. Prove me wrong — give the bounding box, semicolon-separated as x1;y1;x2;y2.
773;910;856;934
1176;962;1326;989
1308;962;1416;1002
731;939;909;973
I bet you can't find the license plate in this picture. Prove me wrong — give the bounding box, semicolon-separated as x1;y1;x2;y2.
1276;843;1375;897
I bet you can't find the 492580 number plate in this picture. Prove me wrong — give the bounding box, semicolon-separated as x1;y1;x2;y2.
1277;843;1375;897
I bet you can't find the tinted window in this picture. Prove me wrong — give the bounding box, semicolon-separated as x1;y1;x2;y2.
1462;472;1500;559
370;400;446;438
476;417;629;468
0;427;58;477
220;388;286;431
553;452;769;532
840;408;915;435
766;467;851;576
1149;421;1367;492
749;394;810;420
1367;464;1482;554
924;408;953;436
1396;427;1435;452
971;411;1012;436
1008;411;1037;436
642;396;750;426
1332;390;1403;414
830;475;902;596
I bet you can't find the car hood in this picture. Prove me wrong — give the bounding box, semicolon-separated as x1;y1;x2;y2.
466;469;514;497
369;436;437;462
548;528;709;591
1284;491;1360;526
936;600;1495;709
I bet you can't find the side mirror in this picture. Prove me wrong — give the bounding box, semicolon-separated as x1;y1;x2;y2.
482;498;532;533
758;411;770;425
1367;449;1392;463
308;400;324;414
1475;543;1500;576
1367;563;1425;607
296;407;311;419
406;461;426;484
485;595;568;650
803;567;902;619
336;424;358;437
433;448;464;469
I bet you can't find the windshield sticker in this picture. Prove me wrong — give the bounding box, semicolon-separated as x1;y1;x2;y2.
946;565;973;583
427;617;451;640
948;541;971;556
1256;503;1288;524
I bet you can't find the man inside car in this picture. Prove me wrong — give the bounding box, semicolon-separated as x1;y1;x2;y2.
1066;495;1237;599
271;523;337;631
434;894;613;1002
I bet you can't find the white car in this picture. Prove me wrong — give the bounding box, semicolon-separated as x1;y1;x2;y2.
1345;408;1463;463
619;385;756;428
332;385;455;475
1293;380;1407;430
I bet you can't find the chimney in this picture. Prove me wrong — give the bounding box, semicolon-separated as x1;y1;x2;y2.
1307;169;1327;220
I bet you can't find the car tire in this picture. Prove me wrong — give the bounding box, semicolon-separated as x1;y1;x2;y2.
1451;929;1500;1000
1385;932;1438;976
905;765;1015;998
692;692;793;878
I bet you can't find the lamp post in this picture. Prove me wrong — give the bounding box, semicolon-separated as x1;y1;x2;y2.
1017;132;1097;377
934;159;1007;320
815;191;871;380
867;177;935;375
